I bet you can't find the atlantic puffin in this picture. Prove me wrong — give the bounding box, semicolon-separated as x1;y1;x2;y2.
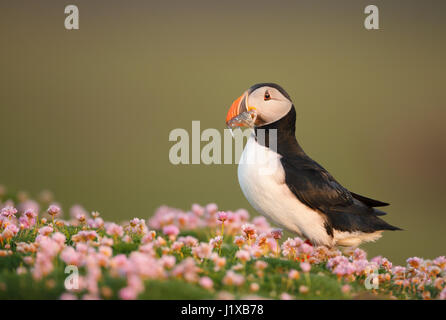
226;83;401;247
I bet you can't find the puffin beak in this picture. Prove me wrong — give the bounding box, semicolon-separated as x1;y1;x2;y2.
226;91;253;127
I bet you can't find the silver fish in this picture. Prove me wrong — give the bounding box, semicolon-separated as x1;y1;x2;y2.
226;109;258;129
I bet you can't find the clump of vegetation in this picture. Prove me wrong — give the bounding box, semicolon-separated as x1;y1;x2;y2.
0;185;445;300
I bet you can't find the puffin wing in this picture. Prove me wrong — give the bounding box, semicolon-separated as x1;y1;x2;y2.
280;156;354;212
280;156;400;233
350;192;389;207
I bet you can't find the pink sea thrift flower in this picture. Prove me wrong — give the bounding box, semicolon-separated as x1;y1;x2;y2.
288;269;300;280
69;205;88;220
19;201;39;215
439;288;446;300
172;257;201;283
250;283;260;292
47;205;61;217
163;224;179;240
205;203;218;215
255;260;268;270
192;243;212;260
60;247;83;266
60;293;78;300
160;255;176;269
241;223;256;240
210;236;223;249
234;236;245;247
299;285;309;294
280;293;293;300
211;254;226;271
271;228;283;240
199;276;214;290
178;236;198;247
341;284;352;294
24;208;38;220
216;211;228;222
88;217;104;229
0;206;17;218
38;226;53;236
222;271;245;286
52;232;66;246
1;224;19;241
191;204;205;216
106;223;124;238
300;262;311;273
300;243;313;256
235;209;249;221
236;249;251;262
119;287;138;300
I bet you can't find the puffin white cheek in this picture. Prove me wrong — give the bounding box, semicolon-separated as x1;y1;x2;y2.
260;103;290;123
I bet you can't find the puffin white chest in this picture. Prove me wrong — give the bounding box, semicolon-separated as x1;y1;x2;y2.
237;134;331;246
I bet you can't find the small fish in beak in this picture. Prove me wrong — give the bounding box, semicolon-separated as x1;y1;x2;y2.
226;91;258;130
226;109;257;129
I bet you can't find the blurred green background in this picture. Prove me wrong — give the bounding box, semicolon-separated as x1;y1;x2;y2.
0;0;445;263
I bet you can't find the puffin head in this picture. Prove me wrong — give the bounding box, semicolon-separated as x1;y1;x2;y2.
226;83;293;128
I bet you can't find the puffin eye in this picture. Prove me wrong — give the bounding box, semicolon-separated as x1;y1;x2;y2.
264;91;271;101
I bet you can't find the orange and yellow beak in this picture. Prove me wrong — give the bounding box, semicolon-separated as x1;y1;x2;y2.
226;91;257;127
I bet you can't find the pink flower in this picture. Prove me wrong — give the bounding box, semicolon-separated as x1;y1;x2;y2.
60;247;83;266
24;208;38;220
271;228;283;240
222;271;245;286
407;257;423;269
300;262;311;273
235;209;249;221
299;285;309;294
52;232;66;246
280;293;293;300
105;223;124;238
216;211;228;222
250;283;260;292
199;276;213;290
209;236;222;249
1;224;19;240
60;293;78;300
191;204;205;216
255;260;268;270
288;269;300;280
0;206;17;218
163;225;179;239
341;284;352;294
119;287;138;300
300;243;313;256
171;241;184;252
439;288;446;300
178;236;198;247
88;217;104;229
241;223;256;239
38;226;53;236
234;236;245;247
211;254;226;271
205;203;218;215
160;255;176;269
192;243;212;260
252;216;270;231
353;248;367;261
235;249;251;262
47;205;61;217
69;205;88;220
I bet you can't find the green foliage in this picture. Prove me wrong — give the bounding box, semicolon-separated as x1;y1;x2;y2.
0;225;426;300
